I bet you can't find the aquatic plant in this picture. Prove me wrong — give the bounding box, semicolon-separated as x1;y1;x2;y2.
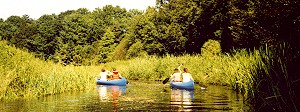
250;44;300;112
103;49;258;96
0;41;97;100
4;38;299;112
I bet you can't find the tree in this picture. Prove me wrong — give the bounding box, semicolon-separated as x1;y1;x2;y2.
0;18;4;40
126;41;147;59
3;16;23;44
128;7;165;56
33;14;59;59
110;36;130;61
7;15;38;50
155;0;209;54
97;27;117;63
55;10;92;65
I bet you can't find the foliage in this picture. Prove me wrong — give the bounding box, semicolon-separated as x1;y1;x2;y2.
0;1;298;64
103;47;258;97
0;41;96;100
0;5;134;65
125;41;147;59
126;7;165;56
250;44;300;112
109;36;130;61
201;39;221;57
0;1;299;111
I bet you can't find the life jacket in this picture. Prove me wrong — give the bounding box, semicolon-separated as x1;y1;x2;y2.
112;71;120;80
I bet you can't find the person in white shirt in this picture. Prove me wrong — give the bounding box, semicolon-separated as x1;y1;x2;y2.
99;68;110;81
171;64;183;82
182;68;194;82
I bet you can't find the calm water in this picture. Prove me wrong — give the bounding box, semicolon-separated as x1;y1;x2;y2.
0;81;251;111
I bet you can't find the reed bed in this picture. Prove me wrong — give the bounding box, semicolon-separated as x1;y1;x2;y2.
2;39;298;111
98;49;260;97
0;41;97;100
250;44;300;111
0;40;260;101
105;45;300;111
1;39;282;105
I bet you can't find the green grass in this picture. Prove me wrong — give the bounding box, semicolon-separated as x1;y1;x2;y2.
100;49;260;97
249;44;300;111
0;39;277;103
2;39;299;111
0;41;98;100
0;40;260;100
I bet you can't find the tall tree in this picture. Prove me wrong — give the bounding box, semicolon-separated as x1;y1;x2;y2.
33;14;59;59
128;7;165;56
55;10;91;65
8;15;38;49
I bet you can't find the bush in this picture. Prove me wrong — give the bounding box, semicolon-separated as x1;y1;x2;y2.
201;39;221;57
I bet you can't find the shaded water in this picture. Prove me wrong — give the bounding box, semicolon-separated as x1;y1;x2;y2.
0;81;251;111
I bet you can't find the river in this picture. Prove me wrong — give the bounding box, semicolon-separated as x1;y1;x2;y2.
0;81;251;111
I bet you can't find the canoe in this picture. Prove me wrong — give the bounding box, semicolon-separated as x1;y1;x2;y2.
170;80;194;90
96;78;127;86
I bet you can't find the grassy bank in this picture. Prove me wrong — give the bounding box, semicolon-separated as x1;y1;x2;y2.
0;41;98;100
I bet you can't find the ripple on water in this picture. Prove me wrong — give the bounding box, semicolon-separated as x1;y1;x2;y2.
0;81;250;111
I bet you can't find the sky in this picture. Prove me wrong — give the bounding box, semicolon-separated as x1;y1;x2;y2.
0;0;156;20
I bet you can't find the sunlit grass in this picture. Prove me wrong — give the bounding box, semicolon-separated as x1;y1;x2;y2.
0;41;98;100
100;49;260;97
0;39;275;102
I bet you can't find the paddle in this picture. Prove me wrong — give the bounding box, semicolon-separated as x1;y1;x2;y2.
162;77;170;84
195;82;208;89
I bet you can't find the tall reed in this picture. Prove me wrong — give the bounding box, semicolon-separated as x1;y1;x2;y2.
6;38;298;112
0;39;259;101
250;44;300;112
101;49;259;96
0;41;97;100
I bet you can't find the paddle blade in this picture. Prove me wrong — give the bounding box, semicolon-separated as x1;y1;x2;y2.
196;82;208;89
162;78;170;84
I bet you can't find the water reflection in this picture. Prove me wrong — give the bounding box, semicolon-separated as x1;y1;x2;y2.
170;88;194;111
0;82;250;111
96;85;126;111
98;85;108;101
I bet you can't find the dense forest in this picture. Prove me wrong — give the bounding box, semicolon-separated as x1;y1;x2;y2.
0;0;298;66
0;0;300;111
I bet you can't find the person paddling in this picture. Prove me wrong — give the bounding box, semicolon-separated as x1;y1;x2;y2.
182;67;207;89
182;68;194;82
99;68;110;81
170;64;183;82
